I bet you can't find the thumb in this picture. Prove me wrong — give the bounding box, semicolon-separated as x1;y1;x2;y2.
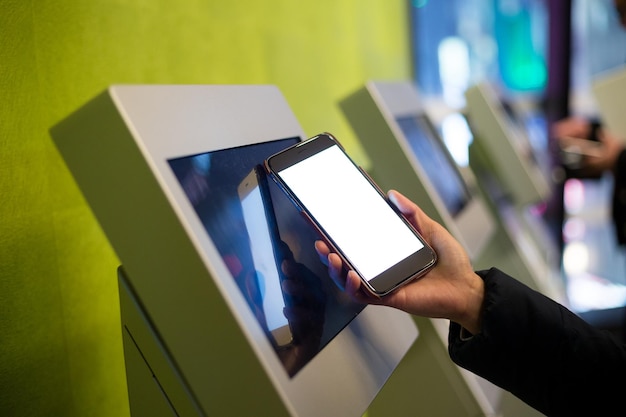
387;189;414;215
387;189;431;235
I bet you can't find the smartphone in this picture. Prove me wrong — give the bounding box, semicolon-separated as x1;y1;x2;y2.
265;132;437;296
558;136;604;170
238;165;293;348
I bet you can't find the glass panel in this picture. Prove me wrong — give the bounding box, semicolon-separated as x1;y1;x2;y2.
168;138;363;377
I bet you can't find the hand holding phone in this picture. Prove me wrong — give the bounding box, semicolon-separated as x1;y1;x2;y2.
316;190;485;335
265;133;437;296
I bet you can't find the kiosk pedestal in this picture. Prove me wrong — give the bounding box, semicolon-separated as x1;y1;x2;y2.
118;267;197;417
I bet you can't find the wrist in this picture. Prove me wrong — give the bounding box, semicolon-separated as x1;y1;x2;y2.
455;272;485;335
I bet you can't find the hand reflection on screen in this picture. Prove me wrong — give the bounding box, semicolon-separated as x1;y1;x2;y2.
237;239;326;376
276;243;326;375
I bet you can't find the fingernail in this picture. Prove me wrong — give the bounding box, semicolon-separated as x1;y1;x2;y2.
388;191;399;207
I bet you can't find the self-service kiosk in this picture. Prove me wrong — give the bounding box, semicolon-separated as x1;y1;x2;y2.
50;85;419;417
340;80;544;416
464;82;566;305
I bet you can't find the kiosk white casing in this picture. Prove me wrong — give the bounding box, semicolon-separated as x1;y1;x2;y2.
464;82;551;208
593;66;626;141
464;83;566;305
50;85;418;417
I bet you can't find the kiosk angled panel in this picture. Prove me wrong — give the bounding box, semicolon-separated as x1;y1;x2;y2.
464;82;551;208
593;66;626;141
464;83;565;304
50;85;418;417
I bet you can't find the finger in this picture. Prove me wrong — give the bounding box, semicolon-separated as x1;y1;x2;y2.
283;305;314;324
345;270;364;297
388;189;417;214
345;270;384;304
598;129;622;147
281;278;303;297
314;240;330;266
388;189;430;234
344;270;358;292
281;259;296;278
315;241;351;291
327;253;345;286
321;252;350;292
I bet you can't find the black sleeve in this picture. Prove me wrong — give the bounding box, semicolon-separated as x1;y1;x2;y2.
587;118;603;142
448;268;626;417
612;148;626;245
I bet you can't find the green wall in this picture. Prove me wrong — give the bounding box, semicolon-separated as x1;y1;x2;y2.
0;1;411;415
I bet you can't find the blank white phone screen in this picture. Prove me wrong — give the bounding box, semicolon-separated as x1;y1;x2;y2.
278;145;424;281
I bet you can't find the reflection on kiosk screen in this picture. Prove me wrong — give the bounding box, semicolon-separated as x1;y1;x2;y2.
238;167;292;347
168;138;363;377
396;115;471;216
